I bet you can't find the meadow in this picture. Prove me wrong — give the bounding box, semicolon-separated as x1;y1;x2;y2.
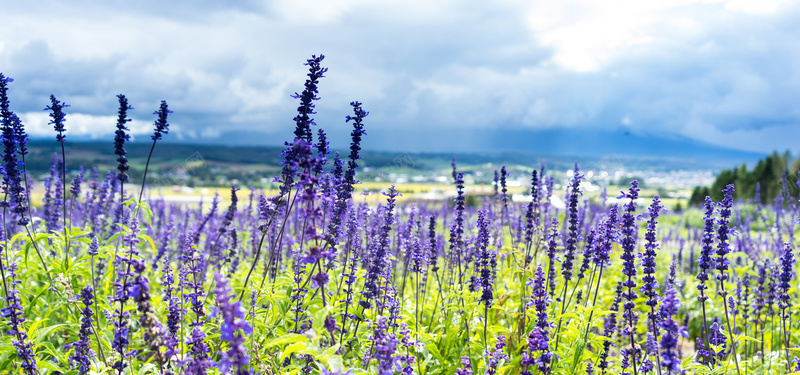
0;56;798;375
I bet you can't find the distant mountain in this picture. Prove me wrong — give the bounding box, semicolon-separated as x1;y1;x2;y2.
191;127;764;169
33;126;765;171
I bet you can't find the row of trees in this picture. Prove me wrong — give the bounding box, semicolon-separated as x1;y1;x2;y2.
689;151;800;206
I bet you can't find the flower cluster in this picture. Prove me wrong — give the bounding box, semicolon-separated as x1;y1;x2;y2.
213;272;254;375
114;94;132;183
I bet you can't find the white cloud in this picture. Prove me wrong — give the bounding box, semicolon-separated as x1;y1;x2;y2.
21;112;153;139
0;0;799;154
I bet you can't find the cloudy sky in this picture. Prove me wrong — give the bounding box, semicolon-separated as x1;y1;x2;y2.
1;0;799;155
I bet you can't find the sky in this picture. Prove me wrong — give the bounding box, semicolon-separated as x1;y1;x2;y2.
1;0;799;156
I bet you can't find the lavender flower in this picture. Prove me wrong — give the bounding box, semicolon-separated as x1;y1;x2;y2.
640;195;663;311
361;186;400;309
715;184;735;291
0;254;38;374
314;128;329;175
12;112;28;159
292;55;327;143
151;100;171;141
213;272;254;375
325;102;368;257
367;316;399;375
522;265;554;374
45;94;69;143
713;184;742;373
778;242;794;367
658;280;686;374
594;204;618;269
220;185;239;234
455;355;473;375
475;208;494;307
562;164;583;283
184;327;214;375
500;166;508;214
524;170;539;264
697;196;715;302
484;335;508;375
452;173;467;283
0;78;29;226
321;367;353;375
114;94;132;183
69;285;95;374
598;283;623;375
70;168;84;199
619;181;640;369
161;258;182;360
545;218;560;298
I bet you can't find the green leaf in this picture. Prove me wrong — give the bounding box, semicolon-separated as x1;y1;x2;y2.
736;335;761;344
38;359;65;372
34;324;67;345
265;333;307;348
139;363;159;375
139;234;157;255
425;342;444;362
281;342;309;361
26;319;48;340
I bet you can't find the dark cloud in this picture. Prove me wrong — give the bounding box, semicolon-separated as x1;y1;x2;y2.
1;0;799;154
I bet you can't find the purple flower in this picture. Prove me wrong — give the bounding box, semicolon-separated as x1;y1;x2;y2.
777;242;794;313
45;94;69;143
324;102;368;256
213;272;254;375
452;173;467;283
70;167;84;199
484;335;508;375
696;196;715;302
0;77;29;226
500;165;508;213
0;251;38;374
545;218;560;298
475;208;494;307
314;128;329;175
593;204;618;269
598;283;623;375
523;265;554;374
68;285;94;374
455;355;472;375
321;367;353;375
562;164;583;284
292;54;327;143
114;94;132;183
658;280;686;374
524;170;540;264
619;181;640;367
366;316;399;375
714;184;735;289
640;195;663;310
183;327;214;375
361;186;400;309
151;100;171;141
220;185;239;234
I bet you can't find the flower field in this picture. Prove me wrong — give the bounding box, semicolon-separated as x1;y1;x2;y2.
0;56;798;375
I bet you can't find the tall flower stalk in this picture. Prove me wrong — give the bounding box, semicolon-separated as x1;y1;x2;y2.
696;196;715;365
641;195;664;375
619;180;640;375
714;184;741;375
45;95;71;268
777;242;794;370
136;100;171;214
